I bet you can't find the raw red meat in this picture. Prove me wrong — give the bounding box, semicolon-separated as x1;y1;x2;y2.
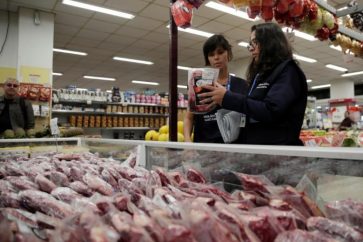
186;168;207;184
35;174;57;193
307;216;363;242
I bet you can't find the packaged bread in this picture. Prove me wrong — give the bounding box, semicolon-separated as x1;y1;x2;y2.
113;116;118;127
118;117;124;127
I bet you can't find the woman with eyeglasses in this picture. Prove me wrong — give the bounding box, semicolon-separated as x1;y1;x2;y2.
184;34;248;143
0;78;35;134
199;22;308;145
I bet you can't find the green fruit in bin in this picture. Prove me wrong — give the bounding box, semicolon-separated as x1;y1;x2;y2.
26;129;36;138
342;137;357;147
3;129;15;139
14;128;26;138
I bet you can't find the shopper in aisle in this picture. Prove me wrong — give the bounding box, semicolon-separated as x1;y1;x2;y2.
199;22;308;145
338;111;355;130
0;78;35;133
184;34;248;143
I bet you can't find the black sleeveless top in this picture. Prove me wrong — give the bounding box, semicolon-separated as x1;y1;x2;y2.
193;76;248;143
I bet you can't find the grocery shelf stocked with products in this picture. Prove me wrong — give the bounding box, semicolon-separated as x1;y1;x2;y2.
51;88;187;139
0;138;363;241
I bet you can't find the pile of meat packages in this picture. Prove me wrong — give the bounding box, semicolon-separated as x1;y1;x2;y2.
0;152;362;242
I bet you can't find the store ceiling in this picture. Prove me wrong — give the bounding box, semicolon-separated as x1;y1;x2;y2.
1;0;363;93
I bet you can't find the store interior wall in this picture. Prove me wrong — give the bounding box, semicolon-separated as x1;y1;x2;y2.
0;10;18;83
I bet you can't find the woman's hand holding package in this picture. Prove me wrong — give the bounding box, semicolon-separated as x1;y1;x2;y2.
198;82;227;109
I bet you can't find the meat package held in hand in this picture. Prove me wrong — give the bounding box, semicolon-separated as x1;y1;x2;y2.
307;216;363;242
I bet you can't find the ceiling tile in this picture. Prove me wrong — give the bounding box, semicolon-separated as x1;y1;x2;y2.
55;23;80;36
115;25;149;38
12;0;57;9
104;34;138;46
139;4;169;21
55;12;88;28
105;0;149;13
125;16;164;31
84;19;120;33
92;12;130;25
68;37;101;48
76;29;110;41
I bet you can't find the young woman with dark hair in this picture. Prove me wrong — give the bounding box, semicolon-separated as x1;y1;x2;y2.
199;22;308;145
184;34;247;143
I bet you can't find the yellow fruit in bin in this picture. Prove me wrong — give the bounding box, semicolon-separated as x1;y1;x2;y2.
158;133;169;142
191;133;194;142
177;121;184;134
145;130;156;141
151;132;160;141
177;133;184;142
159;125;169;134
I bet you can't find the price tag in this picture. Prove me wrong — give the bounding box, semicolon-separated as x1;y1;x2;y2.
50;118;60;136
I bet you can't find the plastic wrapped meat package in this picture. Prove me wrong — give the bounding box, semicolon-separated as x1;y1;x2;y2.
187;68;219;114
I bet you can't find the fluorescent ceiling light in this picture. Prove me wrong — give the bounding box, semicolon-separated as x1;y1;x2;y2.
132;80;159;86
293;54;317;63
83;75;115;81
53;48;87;56
238;41;249;48
113;56;153;65
342;71;363;77
282;27;316;41
52;72;63;76
230;73;236;76
62;0;134;19
178;65;192;71
205;1;259;21
307;79;312;83
337;6;348;11
167;25;213;38
311;84;331;90
317;106;321;109
177;85;187;89
325;64;348;72
329;45;354;55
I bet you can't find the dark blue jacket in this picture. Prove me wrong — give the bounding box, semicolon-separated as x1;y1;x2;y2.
222;60;307;145
194;75;248;143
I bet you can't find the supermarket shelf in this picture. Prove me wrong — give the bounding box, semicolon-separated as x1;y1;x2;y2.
52;110;168;117
338;26;363;42
54;99;186;108
336;4;363;17
83;127;152;131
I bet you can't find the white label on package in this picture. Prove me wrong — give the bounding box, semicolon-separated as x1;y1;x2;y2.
50;118;60;136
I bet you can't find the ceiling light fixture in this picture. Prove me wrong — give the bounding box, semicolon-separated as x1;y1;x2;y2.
53;48;87;56
177;85;187;89
341;70;363;77
311;84;331;90
325;64;348;72
293;54;317;63
178;66;192;71
307;79;312;83
230;73;236;76
62;0;134;19
282;27;316;41
113;56;153;65
238;41;249;48
132;80;159;86
166;25;213;38
83;75;116;81
205;1;259;21
52;72;63;76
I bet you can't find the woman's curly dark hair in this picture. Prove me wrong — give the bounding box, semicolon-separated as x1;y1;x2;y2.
246;22;293;84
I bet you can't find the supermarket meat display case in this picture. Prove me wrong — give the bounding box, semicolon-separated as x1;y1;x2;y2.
1;138;363;241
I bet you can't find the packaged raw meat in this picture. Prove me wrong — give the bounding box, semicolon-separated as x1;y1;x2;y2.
187;68;219;114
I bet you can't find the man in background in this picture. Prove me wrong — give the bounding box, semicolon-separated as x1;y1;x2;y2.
0;77;34;133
